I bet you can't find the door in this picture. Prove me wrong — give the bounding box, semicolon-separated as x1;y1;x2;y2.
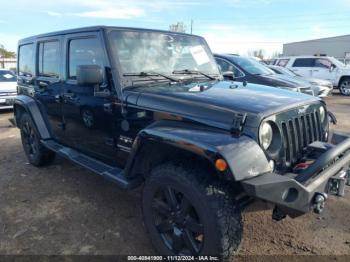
60;32;121;165
311;57;337;82
290;58;314;77
34;38;64;141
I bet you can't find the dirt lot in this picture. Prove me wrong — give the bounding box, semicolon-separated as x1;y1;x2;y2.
0;92;349;258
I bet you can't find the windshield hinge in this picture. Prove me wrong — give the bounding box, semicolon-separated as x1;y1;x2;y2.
231;113;247;136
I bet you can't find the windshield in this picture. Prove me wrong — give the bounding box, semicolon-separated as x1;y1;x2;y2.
0;70;16;82
274;66;298;77
328;57;346;67
230;56;274;76
108;30;220;83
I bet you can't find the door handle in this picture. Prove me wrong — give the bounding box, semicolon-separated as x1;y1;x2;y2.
55;94;62;103
313;70;319;72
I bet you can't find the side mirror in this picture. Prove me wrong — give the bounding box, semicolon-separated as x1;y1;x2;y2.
77;65;103;86
330;64;336;72
222;71;234;80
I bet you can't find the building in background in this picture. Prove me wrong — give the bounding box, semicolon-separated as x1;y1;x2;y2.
283;34;350;64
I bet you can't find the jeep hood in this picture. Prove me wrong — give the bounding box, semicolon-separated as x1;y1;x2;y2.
127;80;320;130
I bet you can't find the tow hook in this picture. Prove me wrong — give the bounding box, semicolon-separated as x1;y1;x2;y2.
313;193;327;214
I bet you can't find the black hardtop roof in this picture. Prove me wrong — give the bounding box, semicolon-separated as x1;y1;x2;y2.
19;25;199;44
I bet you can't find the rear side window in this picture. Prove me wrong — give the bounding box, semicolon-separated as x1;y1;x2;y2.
292;58;314;67
68;38;104;79
276;59;289;67
38;41;60;78
18;44;35;77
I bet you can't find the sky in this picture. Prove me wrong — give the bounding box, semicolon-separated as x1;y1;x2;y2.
1;0;350;57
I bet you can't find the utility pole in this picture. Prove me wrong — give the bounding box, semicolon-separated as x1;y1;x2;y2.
190;19;193;34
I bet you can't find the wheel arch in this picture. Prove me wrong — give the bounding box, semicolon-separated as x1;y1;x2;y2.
338;75;350;87
13;95;51;139
126;138;219;181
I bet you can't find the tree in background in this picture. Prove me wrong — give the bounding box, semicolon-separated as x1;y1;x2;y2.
169;22;187;33
271;51;282;58
0;44;16;58
248;49;265;60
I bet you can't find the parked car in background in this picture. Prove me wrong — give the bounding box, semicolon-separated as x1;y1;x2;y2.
0;69;17;109
268;65;333;97
214;54;316;96
273;56;350;96
261;59;276;65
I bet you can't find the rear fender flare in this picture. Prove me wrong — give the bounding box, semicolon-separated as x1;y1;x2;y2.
14;95;51;139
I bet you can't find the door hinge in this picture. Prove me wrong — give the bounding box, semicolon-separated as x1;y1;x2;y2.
104;103;113;113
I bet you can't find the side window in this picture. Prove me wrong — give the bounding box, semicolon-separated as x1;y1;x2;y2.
68;38;104;79
314;58;331;69
216;58;244;77
276;59;289;67
18;44;35;77
38;41;60;78
216;58;231;72
292;58;315;67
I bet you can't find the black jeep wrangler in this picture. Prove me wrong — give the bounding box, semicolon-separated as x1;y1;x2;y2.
14;26;350;259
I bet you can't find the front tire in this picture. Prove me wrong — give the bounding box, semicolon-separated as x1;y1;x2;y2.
142;162;242;259
19;113;55;166
339;77;350;96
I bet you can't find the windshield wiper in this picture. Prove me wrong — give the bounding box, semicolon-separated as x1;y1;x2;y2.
123;71;179;82
172;69;217;80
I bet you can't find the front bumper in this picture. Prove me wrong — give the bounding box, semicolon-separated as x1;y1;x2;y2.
318;86;334;97
0;95;16;109
241;132;350;217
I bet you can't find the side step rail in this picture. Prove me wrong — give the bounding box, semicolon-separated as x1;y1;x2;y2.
42;139;142;189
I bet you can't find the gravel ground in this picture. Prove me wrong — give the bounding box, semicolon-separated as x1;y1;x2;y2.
0;91;349;259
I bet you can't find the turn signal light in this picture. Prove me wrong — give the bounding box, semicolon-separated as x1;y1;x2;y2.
215;159;228;172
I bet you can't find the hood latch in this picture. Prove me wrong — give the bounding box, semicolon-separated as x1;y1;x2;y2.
231;113;247;136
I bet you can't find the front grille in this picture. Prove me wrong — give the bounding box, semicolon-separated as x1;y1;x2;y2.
280;110;324;167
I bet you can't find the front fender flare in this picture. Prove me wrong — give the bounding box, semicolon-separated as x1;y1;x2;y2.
14;95;51;139
124;120;271;181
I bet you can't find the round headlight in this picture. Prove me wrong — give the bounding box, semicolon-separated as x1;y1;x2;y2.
259;122;273;150
319;106;326;123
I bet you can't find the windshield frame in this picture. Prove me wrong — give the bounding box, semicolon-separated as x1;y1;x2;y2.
107;28;220;89
328;57;346;67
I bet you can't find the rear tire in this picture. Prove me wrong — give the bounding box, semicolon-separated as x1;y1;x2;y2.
19;113;55;166
339;77;350;96
142;162;242;259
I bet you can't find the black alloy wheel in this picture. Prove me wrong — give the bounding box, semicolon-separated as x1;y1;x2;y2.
152;186;204;255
